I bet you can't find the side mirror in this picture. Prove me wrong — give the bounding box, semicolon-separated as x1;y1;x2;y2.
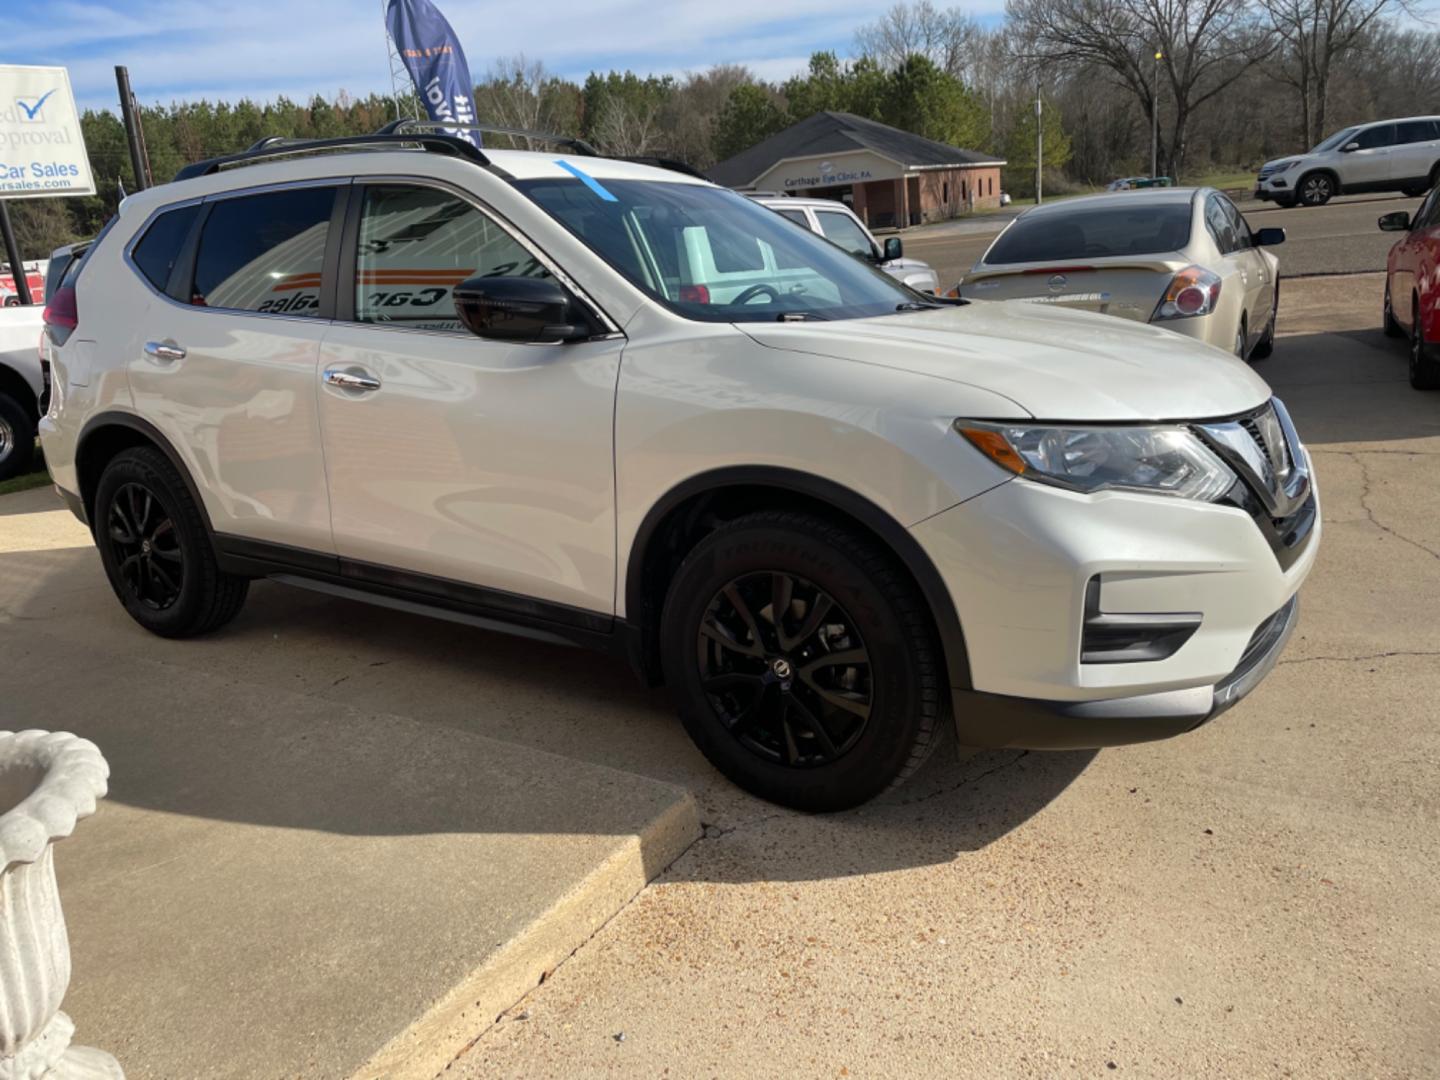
452;276;590;343
1341;141;1361;153
1254;227;1286;246
882;236;904;262
1379;211;1412;232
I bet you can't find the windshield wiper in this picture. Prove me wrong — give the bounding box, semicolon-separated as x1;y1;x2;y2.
894;300;942;311
777;311;831;322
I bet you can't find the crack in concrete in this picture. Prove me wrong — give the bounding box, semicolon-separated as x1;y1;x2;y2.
1280;650;1440;666
893;749;1031;807
1340;450;1440;562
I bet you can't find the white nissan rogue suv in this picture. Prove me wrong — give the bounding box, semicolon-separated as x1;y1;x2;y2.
40;125;1319;810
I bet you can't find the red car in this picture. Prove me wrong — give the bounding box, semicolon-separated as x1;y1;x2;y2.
1382;199;1440;389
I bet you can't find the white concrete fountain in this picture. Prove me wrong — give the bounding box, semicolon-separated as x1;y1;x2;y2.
0;731;121;1080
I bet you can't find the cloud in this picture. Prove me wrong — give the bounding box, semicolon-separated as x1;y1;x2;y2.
22;0;1010;113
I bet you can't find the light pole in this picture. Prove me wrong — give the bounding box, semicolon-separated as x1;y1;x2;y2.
1151;49;1163;180
1035;83;1043;205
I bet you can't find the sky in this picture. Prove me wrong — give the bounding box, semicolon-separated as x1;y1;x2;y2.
12;0;1008;116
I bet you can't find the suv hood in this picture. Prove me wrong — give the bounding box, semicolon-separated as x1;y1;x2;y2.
1262;155;1305;171
741;299;1272;421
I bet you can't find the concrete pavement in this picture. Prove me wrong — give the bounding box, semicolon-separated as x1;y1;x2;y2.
0;507;701;1079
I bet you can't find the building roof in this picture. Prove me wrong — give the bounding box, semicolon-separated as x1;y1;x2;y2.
707;111;1006;189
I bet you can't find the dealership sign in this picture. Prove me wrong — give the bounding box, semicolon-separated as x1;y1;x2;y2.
0;66;94;199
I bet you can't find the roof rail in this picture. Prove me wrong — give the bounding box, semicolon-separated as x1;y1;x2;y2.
378;118;600;157
172;130;492;182
614;156;710;181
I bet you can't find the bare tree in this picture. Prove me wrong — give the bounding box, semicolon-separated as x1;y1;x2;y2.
1008;0;1277;174
1259;0;1410;145
590;95;663;156
476;55;571;147
855;1;986;80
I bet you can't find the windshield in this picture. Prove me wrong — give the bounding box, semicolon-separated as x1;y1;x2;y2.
515;177;926;322
1310;127;1359;154
983;202;1192;263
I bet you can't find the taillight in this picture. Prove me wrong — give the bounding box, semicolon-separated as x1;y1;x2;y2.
1153;266;1221;321
42;285;78;346
679;284;711;304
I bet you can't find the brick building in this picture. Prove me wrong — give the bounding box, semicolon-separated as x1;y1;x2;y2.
707;111;1006;228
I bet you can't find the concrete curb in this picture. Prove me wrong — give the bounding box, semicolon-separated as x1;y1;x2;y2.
353;792;701;1080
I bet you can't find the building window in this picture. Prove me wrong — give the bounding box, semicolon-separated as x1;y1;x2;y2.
943;182;949;202
988;176;994;196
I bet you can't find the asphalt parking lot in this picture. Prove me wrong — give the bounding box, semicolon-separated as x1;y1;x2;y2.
911;193;1424;289
1;272;1437;1078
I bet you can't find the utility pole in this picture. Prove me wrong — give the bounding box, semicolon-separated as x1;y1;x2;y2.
1151;49;1163;180
115;66;151;191
1035;83;1043;205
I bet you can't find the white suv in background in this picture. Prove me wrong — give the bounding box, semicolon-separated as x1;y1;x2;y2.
40;125;1318;810
1256;116;1440;206
749;194;941;294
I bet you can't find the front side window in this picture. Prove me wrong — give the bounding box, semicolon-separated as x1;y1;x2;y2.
1353;124;1396;150
815;211;876;259
775;208;810;228
354;185;549;331
132;204;200;292
192;187;336;316
1204;196;1238;255
1219;197;1252;250
1311;126;1359;154
517;177;920;322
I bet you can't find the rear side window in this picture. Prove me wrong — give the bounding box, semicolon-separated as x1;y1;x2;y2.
1397;119;1440;144
815;211;874;258
192;187;337;316
354;185;549;331
985;202;1193;263
131;205;200;292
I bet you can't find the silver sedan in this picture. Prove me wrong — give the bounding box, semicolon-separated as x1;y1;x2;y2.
961;188;1285;360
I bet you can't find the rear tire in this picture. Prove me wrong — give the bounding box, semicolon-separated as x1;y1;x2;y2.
1411;295;1440;390
1298;173;1334;207
94;447;249;637
0;392;36;482
660;511;943;811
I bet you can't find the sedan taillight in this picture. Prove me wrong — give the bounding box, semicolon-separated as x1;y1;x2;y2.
1153;266;1222;321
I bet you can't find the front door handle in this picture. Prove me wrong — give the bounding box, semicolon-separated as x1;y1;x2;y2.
324;368;382;392
144;341;186;363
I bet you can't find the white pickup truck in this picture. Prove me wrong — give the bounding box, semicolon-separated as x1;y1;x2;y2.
0;304;45;481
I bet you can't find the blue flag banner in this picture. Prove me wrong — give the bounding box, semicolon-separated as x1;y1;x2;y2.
385;0;480;146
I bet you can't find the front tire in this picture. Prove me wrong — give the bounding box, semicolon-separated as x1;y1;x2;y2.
660;511;943;811
1298;173;1334;206
0;392;36;482
94;447;249;637
1384;280;1404;338
1250;287;1278;360
1411;295;1440;390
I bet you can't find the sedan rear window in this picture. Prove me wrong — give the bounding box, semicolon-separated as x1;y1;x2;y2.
984;203;1193;264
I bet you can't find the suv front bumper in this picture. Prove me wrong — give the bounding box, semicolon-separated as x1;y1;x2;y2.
948;595;1298;747
910;454;1318;748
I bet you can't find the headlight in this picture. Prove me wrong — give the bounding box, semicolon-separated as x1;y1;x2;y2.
956;421;1237;502
1280;160;1300;172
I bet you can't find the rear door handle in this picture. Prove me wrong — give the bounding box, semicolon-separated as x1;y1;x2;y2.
324;368;382;392
144;341;186;363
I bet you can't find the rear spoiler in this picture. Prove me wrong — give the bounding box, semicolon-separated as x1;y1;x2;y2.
965;258;1183;282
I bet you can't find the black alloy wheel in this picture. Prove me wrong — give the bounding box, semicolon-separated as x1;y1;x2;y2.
660;511;943;811
106;482;184;610
94;446;250;637
1299;173;1334;206
697;570;872;768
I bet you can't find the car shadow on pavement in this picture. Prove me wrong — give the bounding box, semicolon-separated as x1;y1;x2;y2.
1;536;1095;878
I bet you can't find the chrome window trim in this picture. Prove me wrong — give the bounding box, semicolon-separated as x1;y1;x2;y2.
347;173;623;338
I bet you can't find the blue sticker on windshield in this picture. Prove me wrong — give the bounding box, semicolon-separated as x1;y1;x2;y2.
557;160;618;202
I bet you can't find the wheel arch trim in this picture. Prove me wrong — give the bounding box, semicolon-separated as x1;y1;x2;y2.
76;410;217;539
625;465;973;691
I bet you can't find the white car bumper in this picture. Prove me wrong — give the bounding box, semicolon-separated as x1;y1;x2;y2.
911;452;1319;747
